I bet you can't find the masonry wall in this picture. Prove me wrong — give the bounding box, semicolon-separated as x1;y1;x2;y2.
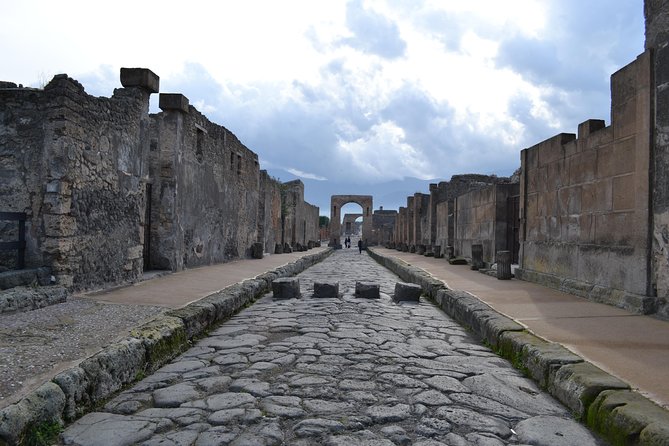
518;51;652;300
372;209;397;245
0;73;154;289
647;0;669;317
149;100;264;270
454;183;518;264
258;170;283;254
0;70;319;292
282;180;319;249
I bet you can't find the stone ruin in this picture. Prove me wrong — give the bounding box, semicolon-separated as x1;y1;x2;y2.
391;1;669;319
0;68;320;295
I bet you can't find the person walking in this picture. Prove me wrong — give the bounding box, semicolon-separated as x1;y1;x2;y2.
357;239;363;254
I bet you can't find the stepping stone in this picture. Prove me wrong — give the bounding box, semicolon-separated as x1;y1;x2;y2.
355;281;380;299
313;281;339;298
393;282;421;302
272;278;301;299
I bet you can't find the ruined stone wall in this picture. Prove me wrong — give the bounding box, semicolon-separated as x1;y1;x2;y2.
518;51;652;303
413;193;430;248
149;95;263;269
258;170;283;254
0;71;156;289
647;0;669;317
372;208;397;245
0;85;48;269
435;201;452;251
282;180;319;249
453;183;518;264
1;69;320;292
423;174;511;251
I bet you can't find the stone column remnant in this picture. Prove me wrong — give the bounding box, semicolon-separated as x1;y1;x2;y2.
471;244;484;270
497;250;512;280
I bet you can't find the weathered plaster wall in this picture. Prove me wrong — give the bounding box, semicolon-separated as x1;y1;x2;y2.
1;69;319;293
518;51;652;301
454;183;519;264
1;70;156;289
149;94;263;270
258;170;283;254
283;180;319;249
647;0;669;317
372;208;397;245
402;174;510;251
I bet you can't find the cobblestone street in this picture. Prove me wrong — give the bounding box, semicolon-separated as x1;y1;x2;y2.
60;248;605;446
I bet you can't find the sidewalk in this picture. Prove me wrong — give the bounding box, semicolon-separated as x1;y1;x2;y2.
372;247;669;409
80;247;329;307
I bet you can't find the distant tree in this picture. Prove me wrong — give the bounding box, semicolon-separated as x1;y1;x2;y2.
319;216;330;227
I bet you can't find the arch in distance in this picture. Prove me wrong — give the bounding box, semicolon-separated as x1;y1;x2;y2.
329;195;373;247
342;213;363;235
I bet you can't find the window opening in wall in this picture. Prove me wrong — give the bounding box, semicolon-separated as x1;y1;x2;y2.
196;129;204;163
230;152;235;170
237;154;242;175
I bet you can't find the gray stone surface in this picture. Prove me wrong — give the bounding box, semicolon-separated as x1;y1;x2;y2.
393;282;422;302
355;281;380;299
0;286;68;315
313;281;339;299
60;249;606;445
272;278;301;299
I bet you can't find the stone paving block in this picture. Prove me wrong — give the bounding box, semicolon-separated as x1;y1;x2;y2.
587;389;669;446
355;281;380;299
393;282;421;302
548;361;630;419
313;281;339;298
272;278;301;299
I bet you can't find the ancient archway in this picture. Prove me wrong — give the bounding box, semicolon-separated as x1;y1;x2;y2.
329;195;373;247
341;213;362;235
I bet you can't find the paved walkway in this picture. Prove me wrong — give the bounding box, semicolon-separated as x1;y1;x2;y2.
61;248;604;445
372;248;669;409
81;248;330;307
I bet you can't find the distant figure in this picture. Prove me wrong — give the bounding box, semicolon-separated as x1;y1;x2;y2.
357;239;363;254
346;236;351;248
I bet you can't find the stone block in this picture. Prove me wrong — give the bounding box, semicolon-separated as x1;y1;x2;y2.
272;278;301;299
159;93;189;113
0;382;66;445
355;281;380;299
251;242;264;259
275;243;283;254
283;243;293;254
496;250;512;280
313;281;339;298
120;67;159;93
393;282;421;302
586;389;669;446
548;362;630;419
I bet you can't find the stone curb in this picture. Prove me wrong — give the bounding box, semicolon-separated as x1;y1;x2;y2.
368;248;669;446
0;248;333;446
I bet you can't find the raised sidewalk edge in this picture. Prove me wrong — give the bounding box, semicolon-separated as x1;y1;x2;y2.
0;248;333;446
367;247;669;446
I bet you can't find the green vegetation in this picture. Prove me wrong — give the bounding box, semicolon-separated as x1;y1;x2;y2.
25;421;62;446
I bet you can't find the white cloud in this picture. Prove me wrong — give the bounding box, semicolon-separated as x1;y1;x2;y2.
285;168;328;181
0;0;645;213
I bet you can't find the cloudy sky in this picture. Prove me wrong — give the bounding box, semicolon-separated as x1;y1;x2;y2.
1;0;644;216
